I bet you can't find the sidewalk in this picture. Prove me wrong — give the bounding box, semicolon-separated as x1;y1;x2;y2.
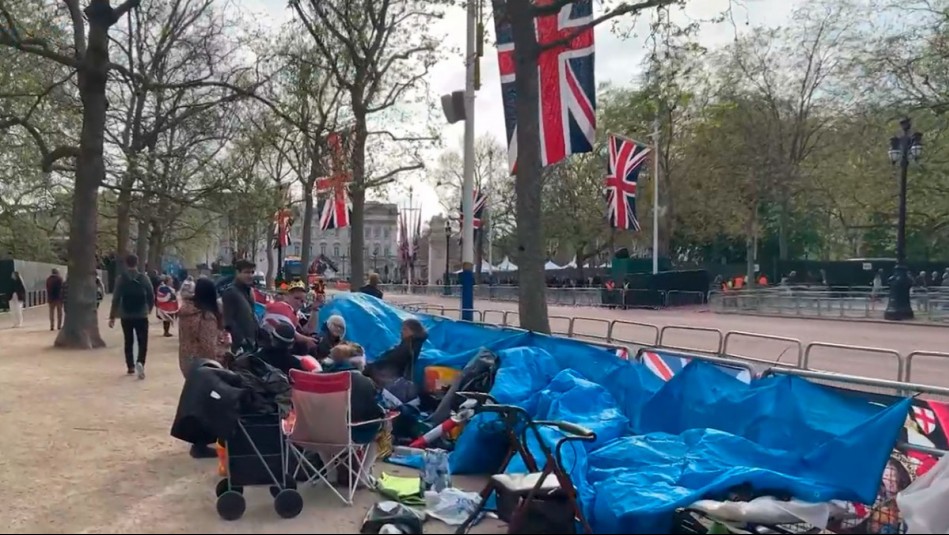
0;297;500;534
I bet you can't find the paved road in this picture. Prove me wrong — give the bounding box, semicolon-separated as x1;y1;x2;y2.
383;293;949;391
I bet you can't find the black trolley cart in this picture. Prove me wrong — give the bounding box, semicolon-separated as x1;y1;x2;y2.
214;413;302;521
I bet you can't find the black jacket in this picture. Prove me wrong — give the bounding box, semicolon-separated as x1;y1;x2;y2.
364;332;428;387
359;284;383;299
12;278;25;302
222;282;258;351
170;359;247;445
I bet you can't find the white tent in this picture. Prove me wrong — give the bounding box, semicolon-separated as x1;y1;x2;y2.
563;256;578;268
454;259;495;274
495;256;518;272
544;260;563;270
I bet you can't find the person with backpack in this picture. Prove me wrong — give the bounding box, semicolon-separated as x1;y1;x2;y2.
109;254;155;379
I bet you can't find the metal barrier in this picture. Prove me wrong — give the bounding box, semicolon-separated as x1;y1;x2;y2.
803;342;904;384
568;316;611;342
905;350;949;385
481;309;506;326
763;366;949;401
607;319;660;348
503;310;518;328
658;325;724;355
548;315;573;337
722;331;804;368
664;290;706;307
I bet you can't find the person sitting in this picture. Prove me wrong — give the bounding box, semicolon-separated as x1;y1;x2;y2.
264;283;318;355
257;321;305;376
315;314;347;360
364;318;428;389
321;342;367;373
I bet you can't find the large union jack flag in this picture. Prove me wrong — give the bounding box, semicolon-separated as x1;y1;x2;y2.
317;132;352;231
493;0;596;173
273;207;293;249
640;350;753;384
605;134;650;230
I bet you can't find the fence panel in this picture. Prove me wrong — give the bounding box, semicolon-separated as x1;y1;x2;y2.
481;309;506;326
722;331;804;368
607;319;659;349
803;342;904;385
568;316;610;342
503;311;519;328
657;325;724;354
548;315;573;337
905;351;949;398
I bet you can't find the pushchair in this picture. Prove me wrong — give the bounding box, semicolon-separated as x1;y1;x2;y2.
454;392;596;535
214;412;302;521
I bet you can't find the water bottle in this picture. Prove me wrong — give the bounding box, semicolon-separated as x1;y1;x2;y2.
421;448;451;493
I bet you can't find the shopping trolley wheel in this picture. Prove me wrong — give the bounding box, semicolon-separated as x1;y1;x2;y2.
273;489;303;519
216;490;246;521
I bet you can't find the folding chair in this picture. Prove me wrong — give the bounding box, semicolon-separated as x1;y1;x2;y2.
284;369;393;505
454;392;596;535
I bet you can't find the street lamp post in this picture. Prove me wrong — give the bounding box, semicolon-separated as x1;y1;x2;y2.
884;117;923;321
444;219;451;296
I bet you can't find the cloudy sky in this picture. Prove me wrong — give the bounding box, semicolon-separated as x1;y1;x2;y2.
240;0;803;222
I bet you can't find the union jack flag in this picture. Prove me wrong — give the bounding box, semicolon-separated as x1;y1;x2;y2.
605;134;650;231
317;131;352;230
273;207;293;249
640;350;753;384
457;189;488;230
493;0;596;173
398;210;411;267
411;210;421;264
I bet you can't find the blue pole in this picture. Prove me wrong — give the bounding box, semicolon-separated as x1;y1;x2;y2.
461;265;474;320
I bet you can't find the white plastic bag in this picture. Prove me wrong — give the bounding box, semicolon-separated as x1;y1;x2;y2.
897;454;949;534
691;496;835;528
424;487;481;526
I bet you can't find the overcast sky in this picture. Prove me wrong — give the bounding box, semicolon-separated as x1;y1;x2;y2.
239;0;803;223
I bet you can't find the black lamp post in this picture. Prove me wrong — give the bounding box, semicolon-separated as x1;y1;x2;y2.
884;117;923;321
444;219;451;296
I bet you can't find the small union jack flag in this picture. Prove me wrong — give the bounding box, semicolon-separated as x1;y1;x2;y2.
605;134;651;231
457;189;488;230
640;350;753;384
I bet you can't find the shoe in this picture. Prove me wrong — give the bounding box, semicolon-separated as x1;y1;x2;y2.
163;332;172;337
189;444;217;459
127;368;135;375
135;362;145;380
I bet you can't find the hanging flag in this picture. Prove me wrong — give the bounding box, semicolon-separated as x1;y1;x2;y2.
398;209;410;268
411;209;421;265
316;131;352;230
605;133;650;231
456;189;488;246
493;0;596;173
273;207;293;249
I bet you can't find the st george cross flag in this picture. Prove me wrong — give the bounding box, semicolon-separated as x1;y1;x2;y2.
493;0;596;174
605;134;651;231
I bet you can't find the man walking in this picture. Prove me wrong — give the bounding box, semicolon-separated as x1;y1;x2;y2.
45;268;64;330
109;254;154;379
222;259;259;352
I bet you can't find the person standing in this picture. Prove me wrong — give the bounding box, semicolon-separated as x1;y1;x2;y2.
45;268;64;331
109;254;154;379
10;271;26;328
221;259;259;353
359;272;384;299
155;275;179;337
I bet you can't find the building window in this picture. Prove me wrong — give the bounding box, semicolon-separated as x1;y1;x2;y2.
384;227;390;239
320;242;326;255
334;243;340;257
384;246;390;257
374;226;381;238
292;243;300;255
365;226;371;239
373;243;380;256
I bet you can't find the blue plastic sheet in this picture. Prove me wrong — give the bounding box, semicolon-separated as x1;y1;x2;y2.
321;293;912;533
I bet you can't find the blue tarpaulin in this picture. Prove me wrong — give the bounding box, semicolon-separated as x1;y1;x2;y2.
320;293;911;533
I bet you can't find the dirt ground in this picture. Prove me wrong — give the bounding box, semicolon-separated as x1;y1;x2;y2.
0;301;503;534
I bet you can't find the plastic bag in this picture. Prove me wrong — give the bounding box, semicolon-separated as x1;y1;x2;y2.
424;487;481;526
897;454;949;534
360;501;424;534
690;496;838;528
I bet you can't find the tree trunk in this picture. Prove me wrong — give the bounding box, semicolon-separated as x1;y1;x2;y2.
55;4;115;349
265;230;275;289
778;200;789;260
349;109;368;289
147;219;163;271
135;214;149;264
509;0;549;333
300;177;315;276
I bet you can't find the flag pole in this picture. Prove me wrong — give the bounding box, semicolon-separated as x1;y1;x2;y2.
651;118;660;275
408;187;414;293
460;0;477;321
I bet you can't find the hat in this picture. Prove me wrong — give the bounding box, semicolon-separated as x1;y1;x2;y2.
286;280;307;293
270;322;296;344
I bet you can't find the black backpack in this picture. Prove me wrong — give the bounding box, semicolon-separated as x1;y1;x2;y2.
122;274;150;312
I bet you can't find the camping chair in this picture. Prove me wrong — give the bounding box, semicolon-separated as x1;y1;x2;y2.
283;369;393;505
454;392;596;535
